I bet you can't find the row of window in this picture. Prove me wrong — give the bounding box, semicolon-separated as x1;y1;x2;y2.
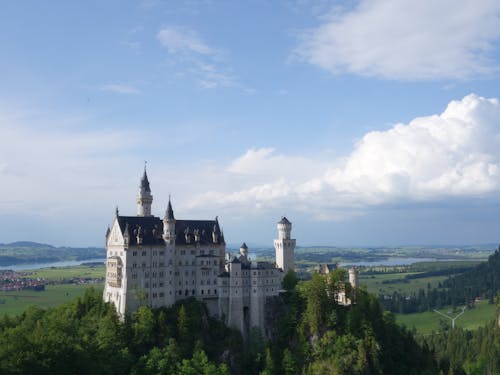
131;250;165;257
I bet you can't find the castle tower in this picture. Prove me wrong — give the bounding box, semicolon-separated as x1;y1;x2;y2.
137;167;153;216
162;197;176;244
273;216;296;274
348;267;359;289
239;242;248;262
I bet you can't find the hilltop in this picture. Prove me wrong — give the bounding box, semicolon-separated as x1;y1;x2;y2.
0;242;104;266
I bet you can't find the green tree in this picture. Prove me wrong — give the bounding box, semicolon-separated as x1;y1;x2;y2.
282;348;297;375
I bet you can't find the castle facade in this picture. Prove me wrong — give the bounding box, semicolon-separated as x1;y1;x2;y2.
103;170;295;334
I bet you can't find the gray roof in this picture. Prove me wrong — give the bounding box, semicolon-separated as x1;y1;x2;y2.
117;216;165;246
140;170;151;192
165;198;175;220
240;242;248;249
115;215;224;246
278;216;291;225
175;219;223;245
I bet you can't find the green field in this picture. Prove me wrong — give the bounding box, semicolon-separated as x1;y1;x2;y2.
0;265;105;315
26;265;105;280
0;284;104;315
360;272;449;295
395;300;497;334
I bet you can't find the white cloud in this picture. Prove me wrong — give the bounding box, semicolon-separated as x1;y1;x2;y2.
157;26;215;56
296;0;500;80
157;26;234;88
188;94;500;220
325;94;500;203
100;83;141;94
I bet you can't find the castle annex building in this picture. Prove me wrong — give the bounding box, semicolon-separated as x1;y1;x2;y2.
104;169;296;334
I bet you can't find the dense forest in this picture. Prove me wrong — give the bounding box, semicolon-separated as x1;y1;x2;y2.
1;268;498;374
421;322;500;375
379;248;500;314
0;270;442;374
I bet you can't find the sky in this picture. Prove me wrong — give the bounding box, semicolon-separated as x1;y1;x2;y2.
2;0;500;248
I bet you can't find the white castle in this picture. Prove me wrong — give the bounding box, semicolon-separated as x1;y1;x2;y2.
103;169;296;334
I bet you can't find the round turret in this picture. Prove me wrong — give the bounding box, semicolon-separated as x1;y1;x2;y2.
239;242;248;262
349;267;359;289
137;168;153;216
277;216;292;240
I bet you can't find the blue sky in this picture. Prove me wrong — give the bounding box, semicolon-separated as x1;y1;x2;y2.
2;0;500;247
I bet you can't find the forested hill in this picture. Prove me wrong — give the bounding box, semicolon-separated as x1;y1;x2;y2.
0;271;439;374
0;242;104;266
443;247;500;303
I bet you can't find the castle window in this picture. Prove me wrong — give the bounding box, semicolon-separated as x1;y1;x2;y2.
142;263;146;268
214;289;217;294
178;261;182;266
201;260;204;266
133;263;137;268
145;282;149;288
153;283;157;288
208;289;211;294
159;282;164;287
207;280;210;285
192;290;195;295
200;250;205;255
214;260;217;265
181;250;185;255
253;289;256;293
132;251;137;256
201;280;204;285
160;292;164;297
159;271;164;277
192;260;195;265
153;250;157;256
201;290;204;294
145;272;149;277
169;260;173;265
142;251;146;256
159;251;164;256
209;250;214;255
153;293;157;298
253;272;256;275
159;262;164;267
191;250;195;255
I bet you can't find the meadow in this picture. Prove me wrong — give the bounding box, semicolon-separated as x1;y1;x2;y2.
395;300;497;335
0;265;104;315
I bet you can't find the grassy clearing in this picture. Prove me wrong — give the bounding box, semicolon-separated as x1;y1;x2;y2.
395;300;497;335
0;283;104;315
361;272;449;295
26;265;105;280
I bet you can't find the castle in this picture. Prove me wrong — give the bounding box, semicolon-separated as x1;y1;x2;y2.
103;169;296;334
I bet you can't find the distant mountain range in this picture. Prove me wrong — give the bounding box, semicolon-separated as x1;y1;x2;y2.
0;241;105;266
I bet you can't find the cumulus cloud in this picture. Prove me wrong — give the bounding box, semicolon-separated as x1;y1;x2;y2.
295;0;500;80
189;94;500;219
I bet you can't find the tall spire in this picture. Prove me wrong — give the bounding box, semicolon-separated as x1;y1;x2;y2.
137;165;153;216
166;195;175;221
140;164;151;193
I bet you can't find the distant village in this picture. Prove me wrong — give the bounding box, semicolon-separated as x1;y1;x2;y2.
0;269;103;292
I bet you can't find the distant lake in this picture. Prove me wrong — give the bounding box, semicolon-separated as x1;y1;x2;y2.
0;258;106;271
338;257;457;267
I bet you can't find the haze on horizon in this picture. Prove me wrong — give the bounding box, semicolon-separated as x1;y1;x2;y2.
2;1;500;248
